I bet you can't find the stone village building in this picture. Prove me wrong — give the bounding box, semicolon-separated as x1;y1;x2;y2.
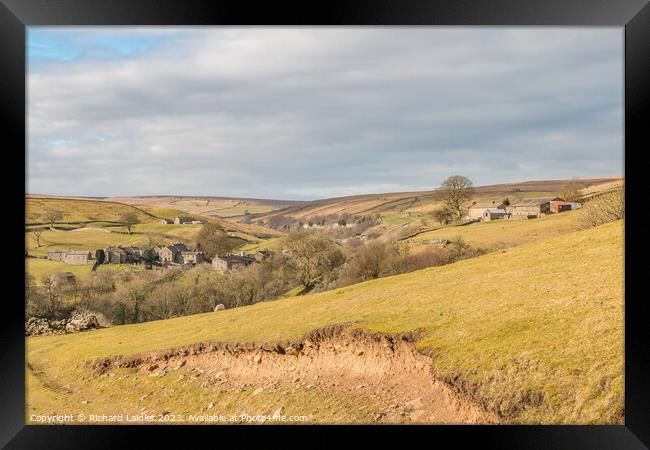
212;252;256;273
505;199;553;219
47;249;93;265
468;202;508;221
104;246;142;264
181;251;205;265
549;198;573;214
155;243;189;264
467;197;580;222
174;216;202;225
482;208;508;221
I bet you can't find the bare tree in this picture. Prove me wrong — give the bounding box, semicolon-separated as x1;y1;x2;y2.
119;211;140;235
31;230;44;248
438;175;475;222
580;188;624;228
141;233;164;251
40;274;62;319
559;180;582;202
44;209;63;229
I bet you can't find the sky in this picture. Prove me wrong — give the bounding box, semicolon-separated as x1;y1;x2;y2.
27;27;623;200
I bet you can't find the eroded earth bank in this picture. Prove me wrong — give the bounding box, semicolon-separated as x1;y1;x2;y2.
89;324;499;424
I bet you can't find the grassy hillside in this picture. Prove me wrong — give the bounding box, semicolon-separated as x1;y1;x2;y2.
26;228;146;258
410;209;583;251
106;196;295;219
26;197;159;225
26;258;145;283
27;220;623;424
137;206;192;220
26;258;94;282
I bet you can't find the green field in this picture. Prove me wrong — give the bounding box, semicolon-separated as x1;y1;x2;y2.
132;223;203;241
138;206;191;220
27;220;623;424
26;259;148;284
26;258;94;283
26;229;146;258
209;203;280;218
412;210;583;251
240;236;285;252
26;197;158;224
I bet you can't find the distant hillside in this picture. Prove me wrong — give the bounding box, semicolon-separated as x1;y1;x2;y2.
26;196;161;225
105;195;303;220
250;176;622;222
92;177;622;225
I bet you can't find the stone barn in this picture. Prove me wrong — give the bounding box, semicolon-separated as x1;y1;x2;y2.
549;198;572;213
505;199;552;219
468;205;492;220
47;249;92;264
122;246;142;263
212;252;256;273
155;243;189;264
62;250;93;265
47;249;67;261
482;208;508;221
174;216;196;225
104;247;128;264
468;202;507;221
181;251;205;265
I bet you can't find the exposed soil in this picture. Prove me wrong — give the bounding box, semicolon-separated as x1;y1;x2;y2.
91;323;500;424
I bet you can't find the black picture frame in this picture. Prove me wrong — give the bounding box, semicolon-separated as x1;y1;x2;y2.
2;0;648;448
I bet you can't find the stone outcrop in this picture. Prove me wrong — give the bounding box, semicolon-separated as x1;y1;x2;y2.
25;312;101;336
65;313;100;333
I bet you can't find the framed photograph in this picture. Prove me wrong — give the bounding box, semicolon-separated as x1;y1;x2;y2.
2;0;648;447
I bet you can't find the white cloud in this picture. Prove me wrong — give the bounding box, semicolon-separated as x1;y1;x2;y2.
27;27;623;199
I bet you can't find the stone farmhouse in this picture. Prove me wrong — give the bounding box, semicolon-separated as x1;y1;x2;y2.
155;243;189;264
104;246;142;264
468;202;507;220
504;199;552;219
212;252;256;273
174;216;202;225
504;197;582;219
104;247;126;264
467;197;582;222
181;251;205;265
159;219;173;224
47;249;93;265
482;208;508;221
47;249;67;262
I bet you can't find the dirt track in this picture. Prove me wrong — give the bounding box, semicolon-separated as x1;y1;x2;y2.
92;324;500;424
